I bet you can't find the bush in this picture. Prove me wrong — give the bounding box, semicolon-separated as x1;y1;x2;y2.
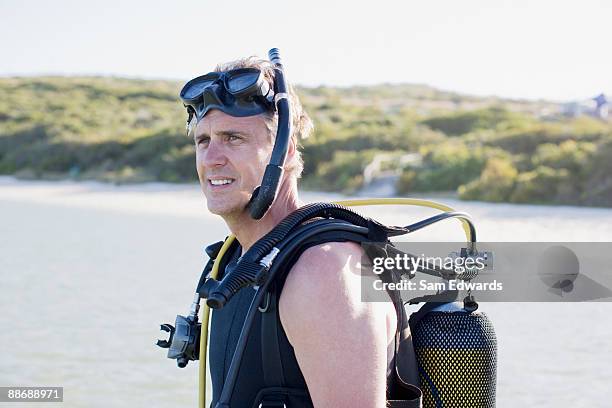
396;169;418;193
532;140;596;174
302;150;377;193
509;166;572;204
581;139;612;206
488;121;605;156
458;157;518;202
397;144;503;193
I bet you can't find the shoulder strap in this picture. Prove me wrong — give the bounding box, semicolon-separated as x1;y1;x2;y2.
258;226;391;390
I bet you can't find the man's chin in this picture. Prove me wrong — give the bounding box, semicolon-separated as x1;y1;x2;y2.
204;189;253;218
207;201;248;218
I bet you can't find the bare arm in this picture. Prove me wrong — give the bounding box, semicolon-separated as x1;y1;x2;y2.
279;242;396;408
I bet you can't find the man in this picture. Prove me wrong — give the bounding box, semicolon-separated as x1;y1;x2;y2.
192;56;398;408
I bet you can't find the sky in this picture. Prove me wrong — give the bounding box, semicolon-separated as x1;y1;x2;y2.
1;0;611;101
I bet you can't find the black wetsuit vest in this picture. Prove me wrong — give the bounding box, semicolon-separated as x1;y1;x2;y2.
206;231;422;408
209;239;311;408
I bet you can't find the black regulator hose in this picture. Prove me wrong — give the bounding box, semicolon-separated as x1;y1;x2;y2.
248;48;292;219
205;203;373;307
203;203;406;309
204;205;477;309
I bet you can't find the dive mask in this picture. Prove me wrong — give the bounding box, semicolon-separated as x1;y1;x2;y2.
180;68;275;124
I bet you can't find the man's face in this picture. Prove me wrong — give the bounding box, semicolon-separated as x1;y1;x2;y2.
194;109;273;217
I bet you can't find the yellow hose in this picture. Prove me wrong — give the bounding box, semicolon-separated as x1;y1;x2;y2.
199;235;235;408
197;198;470;407
332;198;473;242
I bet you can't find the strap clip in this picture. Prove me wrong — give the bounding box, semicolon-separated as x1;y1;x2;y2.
258;290;271;313
259;402;286;408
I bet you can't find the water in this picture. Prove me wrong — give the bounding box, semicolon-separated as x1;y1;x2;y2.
1;177;611;407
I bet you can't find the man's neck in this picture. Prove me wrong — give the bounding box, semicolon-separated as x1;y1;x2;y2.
224;177;301;252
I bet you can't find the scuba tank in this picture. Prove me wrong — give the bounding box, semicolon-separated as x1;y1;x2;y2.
410;300;497;408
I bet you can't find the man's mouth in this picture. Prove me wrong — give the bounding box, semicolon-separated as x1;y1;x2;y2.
208;178;235;186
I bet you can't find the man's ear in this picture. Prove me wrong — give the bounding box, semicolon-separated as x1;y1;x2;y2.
284;137;297;171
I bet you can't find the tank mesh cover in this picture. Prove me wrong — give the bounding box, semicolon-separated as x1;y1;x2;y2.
413;311;497;408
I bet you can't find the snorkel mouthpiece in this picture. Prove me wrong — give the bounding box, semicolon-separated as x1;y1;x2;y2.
247;165;284;219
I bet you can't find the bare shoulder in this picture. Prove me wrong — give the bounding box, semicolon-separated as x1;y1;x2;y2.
286;241;365;284
277;241;396;407
278;241;367;341
286;240;364;283
278;240;393;330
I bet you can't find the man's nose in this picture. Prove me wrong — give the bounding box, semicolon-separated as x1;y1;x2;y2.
201;139;227;168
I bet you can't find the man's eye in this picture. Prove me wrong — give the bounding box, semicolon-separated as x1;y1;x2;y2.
228;134;241;141
197;137;210;146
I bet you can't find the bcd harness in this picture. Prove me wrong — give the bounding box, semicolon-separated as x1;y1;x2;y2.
158;199;497;408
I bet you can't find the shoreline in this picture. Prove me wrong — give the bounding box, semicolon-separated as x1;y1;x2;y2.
3;175;612;214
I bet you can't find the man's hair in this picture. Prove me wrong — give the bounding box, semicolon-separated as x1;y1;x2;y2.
214;56;313;179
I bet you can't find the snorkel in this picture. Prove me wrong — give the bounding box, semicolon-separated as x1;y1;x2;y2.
247;48;292;219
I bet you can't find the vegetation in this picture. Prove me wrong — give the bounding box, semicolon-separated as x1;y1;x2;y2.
1;76;611;206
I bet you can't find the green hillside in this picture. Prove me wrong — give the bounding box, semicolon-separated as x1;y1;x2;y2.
1;76;611;206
